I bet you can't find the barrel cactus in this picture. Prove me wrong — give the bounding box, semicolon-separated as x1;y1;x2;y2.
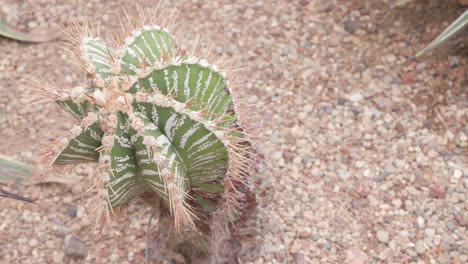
34;12;261;258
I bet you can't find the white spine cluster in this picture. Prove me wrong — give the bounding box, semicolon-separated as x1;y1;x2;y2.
59;137;70;148
130;117;146;135
82;112;99;127
142;136;156;149
101;113;118;133
93;90;107;106
100;171;111;183
99;154;111;167
101;135;115;151
111;59;122;75
121;75;137;91
70;125;83;137
93;77;106;88
70;86;87;103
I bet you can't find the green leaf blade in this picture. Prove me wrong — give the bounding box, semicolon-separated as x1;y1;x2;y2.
416;10;468;58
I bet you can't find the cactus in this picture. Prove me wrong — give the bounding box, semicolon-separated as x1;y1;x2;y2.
34;10;260;257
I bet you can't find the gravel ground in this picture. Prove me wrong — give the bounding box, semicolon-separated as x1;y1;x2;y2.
1;0;467;263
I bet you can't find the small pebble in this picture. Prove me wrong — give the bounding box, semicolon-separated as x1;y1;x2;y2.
417;216;425;228
429;186;446;199
66;205;78;218
424;228;435;237
28;239;38;247
392;199;402;208
349;93;363;103
376;230;389;244
345;249;368;264
64;234;88;258
52;252;64;264
453;169;462;179
110;253;119;263
415;240;426;254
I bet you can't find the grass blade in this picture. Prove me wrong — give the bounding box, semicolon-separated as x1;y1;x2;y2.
391;0;415;8
0;19;58;43
0;154;32;184
416;9;468;58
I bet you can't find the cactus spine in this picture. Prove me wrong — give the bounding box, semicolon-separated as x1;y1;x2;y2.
35;11;256;248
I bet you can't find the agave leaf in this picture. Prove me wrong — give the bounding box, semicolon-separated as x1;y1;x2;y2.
35;174;80;185
416;9;468;58
0;155;79;186
0;19;58;43
0;155;32;184
391;0;415;8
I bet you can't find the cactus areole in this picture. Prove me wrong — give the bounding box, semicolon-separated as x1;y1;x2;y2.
36;20;256;241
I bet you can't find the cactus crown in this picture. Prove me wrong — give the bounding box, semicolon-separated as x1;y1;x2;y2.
35;11;254;235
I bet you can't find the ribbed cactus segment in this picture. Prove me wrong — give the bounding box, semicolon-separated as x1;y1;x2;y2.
55;98;91;119
54;123;102;164
121;26;176;75
132;63;234;121
83;38;116;79
37;23;251;232
105;112;145;207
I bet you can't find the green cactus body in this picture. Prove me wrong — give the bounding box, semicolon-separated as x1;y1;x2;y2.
37;24;252;234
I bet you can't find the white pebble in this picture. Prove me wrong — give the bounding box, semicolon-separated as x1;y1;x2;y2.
417;216;425;229
453;169;462;179
392;199;402;208
376;230;389;244
424;228;435;237
349;92;363;102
